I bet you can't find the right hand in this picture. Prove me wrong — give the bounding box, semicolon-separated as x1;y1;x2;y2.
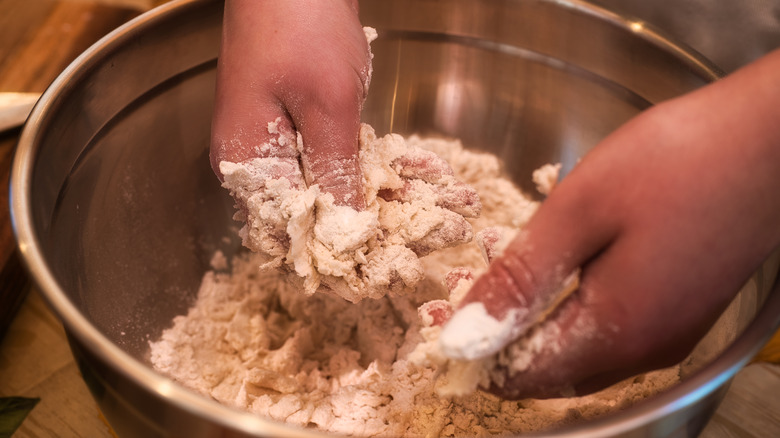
440;48;780;399
211;0;371;209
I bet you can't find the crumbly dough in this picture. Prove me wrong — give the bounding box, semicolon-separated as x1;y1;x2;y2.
150;135;680;437
532;162;561;196
220;124;480;303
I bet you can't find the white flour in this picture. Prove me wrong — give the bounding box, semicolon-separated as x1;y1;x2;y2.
220;124;479;303
149;135;680;437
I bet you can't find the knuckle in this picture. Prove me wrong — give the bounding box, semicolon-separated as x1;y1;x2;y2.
493;249;540;308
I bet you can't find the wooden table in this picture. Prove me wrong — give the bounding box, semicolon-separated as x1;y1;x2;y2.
0;1;778;437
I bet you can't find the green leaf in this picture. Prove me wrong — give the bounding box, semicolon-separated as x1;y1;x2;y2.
0;397;40;438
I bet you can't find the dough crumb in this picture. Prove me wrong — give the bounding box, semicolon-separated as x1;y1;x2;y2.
220;123;481;303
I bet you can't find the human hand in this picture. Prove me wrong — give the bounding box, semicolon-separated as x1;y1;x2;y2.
439;49;780;399
211;0;370;209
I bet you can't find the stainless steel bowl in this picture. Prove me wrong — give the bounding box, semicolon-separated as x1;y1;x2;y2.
11;0;780;436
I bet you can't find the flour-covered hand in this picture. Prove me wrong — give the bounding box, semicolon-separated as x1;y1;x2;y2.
441;49;780;399
211;0;370;209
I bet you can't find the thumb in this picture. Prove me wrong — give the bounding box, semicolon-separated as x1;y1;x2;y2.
209;54;366;210
210;85;301;181
209;0;368;210
439;172;618;360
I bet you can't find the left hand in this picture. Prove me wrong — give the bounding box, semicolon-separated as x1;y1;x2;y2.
211;0;371;209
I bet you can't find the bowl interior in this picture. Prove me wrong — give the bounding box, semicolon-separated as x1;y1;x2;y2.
16;0;779;435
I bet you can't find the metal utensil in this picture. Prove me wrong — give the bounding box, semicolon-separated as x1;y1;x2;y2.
0;92;39;133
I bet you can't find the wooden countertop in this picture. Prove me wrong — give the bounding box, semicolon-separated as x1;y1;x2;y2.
0;1;778;437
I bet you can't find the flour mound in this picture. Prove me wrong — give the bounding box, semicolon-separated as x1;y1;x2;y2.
151;135;680;437
220;124;480;303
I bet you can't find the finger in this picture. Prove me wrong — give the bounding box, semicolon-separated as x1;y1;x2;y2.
485;290;612;399
212;80;365;210
210;2;301;180
293;97;366;210
219;157;305;194
210;92;300;178
485;199;742;400
283;32;368;210
439;163;620;361
212;47;365;209
485;250;693;400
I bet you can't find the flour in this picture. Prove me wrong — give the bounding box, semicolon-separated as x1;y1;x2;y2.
438;301;528;361
149;135;680;437
220;124;479;303
532;163;561;196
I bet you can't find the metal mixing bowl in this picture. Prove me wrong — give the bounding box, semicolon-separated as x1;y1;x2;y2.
10;0;780;436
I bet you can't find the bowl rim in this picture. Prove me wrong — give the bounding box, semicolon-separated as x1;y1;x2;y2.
10;0;777;436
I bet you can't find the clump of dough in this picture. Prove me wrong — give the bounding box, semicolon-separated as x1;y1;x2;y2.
409;178;580;398
220;123;481;303
151;139;681;437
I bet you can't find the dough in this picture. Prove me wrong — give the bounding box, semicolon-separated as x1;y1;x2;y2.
220;123;481;303
150;135;680;436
